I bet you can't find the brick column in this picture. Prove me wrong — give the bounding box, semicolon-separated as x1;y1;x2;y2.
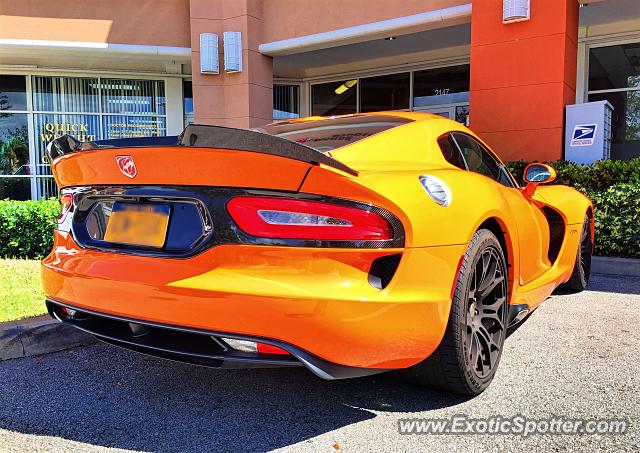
469;0;579;162
190;0;273;129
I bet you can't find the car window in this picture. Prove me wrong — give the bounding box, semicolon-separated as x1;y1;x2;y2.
451;133;501;180
437;134;467;170
498;166;517;187
450;133;516;188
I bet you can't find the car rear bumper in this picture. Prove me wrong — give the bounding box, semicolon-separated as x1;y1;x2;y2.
42;232;465;370
46;299;388;379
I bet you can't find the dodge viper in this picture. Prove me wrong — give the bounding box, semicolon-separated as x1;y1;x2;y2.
41;112;593;395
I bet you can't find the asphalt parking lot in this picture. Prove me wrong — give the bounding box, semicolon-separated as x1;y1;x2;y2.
0;273;638;453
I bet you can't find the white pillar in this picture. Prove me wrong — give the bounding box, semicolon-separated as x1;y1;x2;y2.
575;27;588;104
165;77;185;135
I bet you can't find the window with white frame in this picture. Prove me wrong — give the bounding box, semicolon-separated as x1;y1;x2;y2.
587;42;640;160
309;64;470;119
273;84;300;120
311;79;357;116
0;76;30;200
183;80;194;126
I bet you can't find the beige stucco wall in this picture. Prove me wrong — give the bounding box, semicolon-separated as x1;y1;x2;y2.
0;0;191;47
189;0;273;129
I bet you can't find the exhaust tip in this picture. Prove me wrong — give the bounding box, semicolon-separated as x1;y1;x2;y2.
508;305;530;328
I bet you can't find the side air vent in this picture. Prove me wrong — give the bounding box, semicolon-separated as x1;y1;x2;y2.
543;207;565;264
368;254;402;290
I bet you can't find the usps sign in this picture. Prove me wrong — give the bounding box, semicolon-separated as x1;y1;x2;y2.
570;124;597;147
565;101;612;164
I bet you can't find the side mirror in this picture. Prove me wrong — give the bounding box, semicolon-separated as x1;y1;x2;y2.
522;163;556;198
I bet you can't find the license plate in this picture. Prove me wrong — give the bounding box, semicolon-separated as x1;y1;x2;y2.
104;203;170;248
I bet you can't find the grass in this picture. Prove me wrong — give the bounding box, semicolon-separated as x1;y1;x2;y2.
0;259;47;322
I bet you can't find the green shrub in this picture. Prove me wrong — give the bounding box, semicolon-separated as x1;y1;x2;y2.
505;158;640;193
0;199;59;259
592;184;640;258
506;158;640;258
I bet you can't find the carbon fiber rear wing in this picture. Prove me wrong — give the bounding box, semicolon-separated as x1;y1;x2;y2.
46;124;358;176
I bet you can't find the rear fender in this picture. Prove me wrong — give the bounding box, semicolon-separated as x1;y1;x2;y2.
304;167;522;302
535;185;593;225
535;185;594;269
300;166;414;245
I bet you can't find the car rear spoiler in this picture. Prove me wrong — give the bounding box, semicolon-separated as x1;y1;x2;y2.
46;124;358;177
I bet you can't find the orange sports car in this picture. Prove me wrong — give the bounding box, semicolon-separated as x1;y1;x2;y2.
42;112;593;395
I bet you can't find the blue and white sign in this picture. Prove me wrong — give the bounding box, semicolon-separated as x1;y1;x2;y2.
565;101;613;164
570;124;597;147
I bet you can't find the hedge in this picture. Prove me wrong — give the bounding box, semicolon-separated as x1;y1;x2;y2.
0;199;59;259
591;184;640;258
506;158;640;258
505;158;640;195
0;158;639;259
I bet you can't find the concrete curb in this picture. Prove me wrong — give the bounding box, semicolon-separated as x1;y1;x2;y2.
0;315;96;361
592;256;640;278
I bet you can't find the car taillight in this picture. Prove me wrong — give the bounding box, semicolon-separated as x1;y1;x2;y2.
257;343;290;355
57;193;73;223
226;196;393;241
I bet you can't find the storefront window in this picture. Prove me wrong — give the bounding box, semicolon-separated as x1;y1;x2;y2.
310;65;469;121
100;79;165;115
360;72;410;112
0;114;30;200
0;74;168;200
588;43;640;91
183;80;194;126
312;80;357;116
0;114;29;175
0;76;30;200
273;84;299;120
588;91;640;160
588;42;640;159
0;76;28;111
183;80;193;115
32;76;100;113
102;115;166;139
33;112;101;198
455;105;470;126
413;65;470;108
0;178;31;201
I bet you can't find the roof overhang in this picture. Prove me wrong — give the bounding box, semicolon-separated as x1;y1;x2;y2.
0;39;191;61
259;3;472;57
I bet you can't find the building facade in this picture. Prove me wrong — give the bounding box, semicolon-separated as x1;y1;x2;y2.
1;0;639;199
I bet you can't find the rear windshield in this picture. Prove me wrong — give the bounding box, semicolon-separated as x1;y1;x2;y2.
258;115;413;152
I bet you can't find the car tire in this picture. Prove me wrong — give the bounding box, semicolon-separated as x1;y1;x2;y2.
560;213;593;292
403;229;508;396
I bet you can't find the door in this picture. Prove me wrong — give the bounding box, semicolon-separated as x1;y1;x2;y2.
414;103;469;125
417;106;454;119
499;188;551;284
448;133;550;285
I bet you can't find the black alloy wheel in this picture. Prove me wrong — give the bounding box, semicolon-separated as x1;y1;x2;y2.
561;213;593;292
404;229;508;395
579;215;593;283
465;246;507;379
